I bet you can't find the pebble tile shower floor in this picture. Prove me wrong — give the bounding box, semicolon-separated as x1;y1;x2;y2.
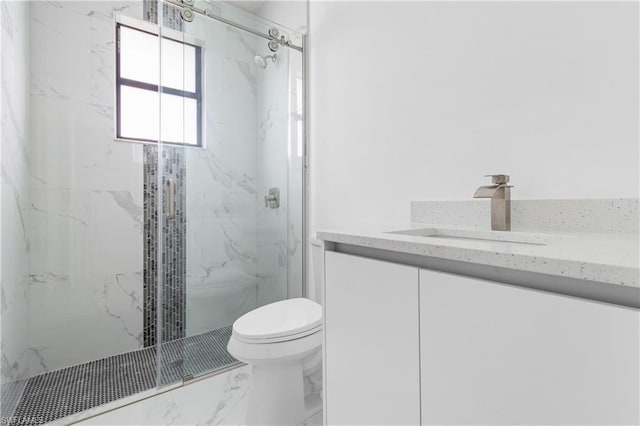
9;326;238;425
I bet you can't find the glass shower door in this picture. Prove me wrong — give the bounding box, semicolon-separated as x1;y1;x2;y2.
156;0;297;384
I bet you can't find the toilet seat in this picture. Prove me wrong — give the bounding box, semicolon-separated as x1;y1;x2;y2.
232;298;322;343
233;324;322;344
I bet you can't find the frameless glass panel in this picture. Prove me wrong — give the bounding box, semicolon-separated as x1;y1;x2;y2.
157;2;302;385
0;2;169;421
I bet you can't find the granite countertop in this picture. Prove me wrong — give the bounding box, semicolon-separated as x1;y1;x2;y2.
317;224;639;289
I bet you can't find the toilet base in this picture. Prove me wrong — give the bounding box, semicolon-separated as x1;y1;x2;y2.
247;363;306;426
225;300;323;426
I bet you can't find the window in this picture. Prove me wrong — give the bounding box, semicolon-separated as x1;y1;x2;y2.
115;19;203;147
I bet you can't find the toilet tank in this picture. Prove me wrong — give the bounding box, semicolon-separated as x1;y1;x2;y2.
310;238;324;305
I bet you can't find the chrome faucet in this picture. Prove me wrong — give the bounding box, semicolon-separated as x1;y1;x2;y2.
473;174;513;231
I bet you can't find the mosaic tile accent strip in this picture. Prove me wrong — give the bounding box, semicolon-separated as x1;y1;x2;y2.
143;145;187;347
142;0;188;349
143;0;184;30
9;327;238;426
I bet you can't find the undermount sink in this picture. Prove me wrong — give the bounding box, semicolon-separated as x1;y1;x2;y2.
387;227;552;246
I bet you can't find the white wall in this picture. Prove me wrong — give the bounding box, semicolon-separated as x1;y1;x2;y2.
308;1;639;233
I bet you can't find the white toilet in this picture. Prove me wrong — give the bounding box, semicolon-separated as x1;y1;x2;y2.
227;239;324;426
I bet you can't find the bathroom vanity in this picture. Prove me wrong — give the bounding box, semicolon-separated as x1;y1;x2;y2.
319;199;639;425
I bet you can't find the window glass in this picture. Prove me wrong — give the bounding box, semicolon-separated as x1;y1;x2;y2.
116;21;202;147
160;93;198;145
161;38;197;92
120;85;159;141
119;26;159;85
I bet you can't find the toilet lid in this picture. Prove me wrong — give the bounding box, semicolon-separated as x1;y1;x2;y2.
232;298;322;341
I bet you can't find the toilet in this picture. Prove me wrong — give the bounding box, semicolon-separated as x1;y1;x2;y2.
227;239;324;426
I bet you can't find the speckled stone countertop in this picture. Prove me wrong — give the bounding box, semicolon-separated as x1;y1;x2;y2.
317;199;639;288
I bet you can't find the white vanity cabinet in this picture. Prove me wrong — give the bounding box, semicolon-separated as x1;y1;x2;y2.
324;251;421;425
419;268;639;425
324;251;640;425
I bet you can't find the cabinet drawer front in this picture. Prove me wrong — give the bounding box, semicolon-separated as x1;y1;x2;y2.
325;252;421;425
420;268;640;425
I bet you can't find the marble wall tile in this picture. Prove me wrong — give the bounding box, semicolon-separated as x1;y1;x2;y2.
78;388;184;426
186;274;260;336
1;0;31;415
303;411;323;426
29;88;143;194
29;188;142;278
255;50;292;307
183;12;262;336
74;363;321;426
76;365;251;426
27;272;143;375
170;365;250;425
181;4;304;334
25;1;145;374
29;2;93;103
186;216;255;274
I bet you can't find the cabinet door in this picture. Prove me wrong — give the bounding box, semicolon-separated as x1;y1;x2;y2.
325;252;420;425
420;268;639;425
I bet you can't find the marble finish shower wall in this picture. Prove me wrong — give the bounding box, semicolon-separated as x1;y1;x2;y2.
184;12;261;336
255;50;291;307
257;1;307;300
181;3;305;335
1;0;31;414
27;1;145;374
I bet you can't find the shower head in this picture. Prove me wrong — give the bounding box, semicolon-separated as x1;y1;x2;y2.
254;54;277;69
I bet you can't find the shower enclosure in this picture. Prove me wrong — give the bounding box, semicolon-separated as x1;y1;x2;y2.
0;0;305;423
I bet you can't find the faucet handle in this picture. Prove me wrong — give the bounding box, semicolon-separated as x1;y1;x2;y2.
484;174;510;185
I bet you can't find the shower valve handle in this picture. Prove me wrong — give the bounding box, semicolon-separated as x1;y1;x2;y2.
264;187;280;209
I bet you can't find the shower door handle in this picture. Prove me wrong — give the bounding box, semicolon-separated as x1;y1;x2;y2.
167;179;176;220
